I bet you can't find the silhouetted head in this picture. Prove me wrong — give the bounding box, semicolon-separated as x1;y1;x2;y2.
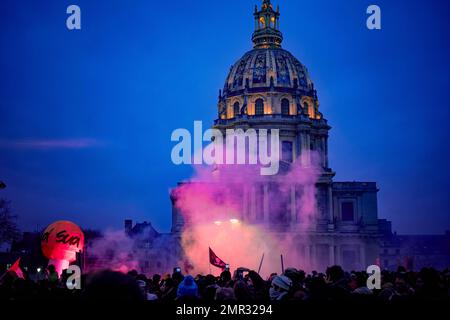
127;269;138;278
172;271;184;285
220;270;231;282
326;265;345;283
152;274;161;285
234;280;253;301
177;275;198;299
248;270;264;290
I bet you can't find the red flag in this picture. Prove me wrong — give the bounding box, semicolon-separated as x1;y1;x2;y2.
209;247;227;269
8;258;24;279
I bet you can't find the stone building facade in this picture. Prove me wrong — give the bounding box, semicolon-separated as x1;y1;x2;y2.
170;0;381;272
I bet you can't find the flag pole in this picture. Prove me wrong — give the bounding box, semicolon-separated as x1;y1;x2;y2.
257;253;265;274
208;247;212;274
280;254;284;274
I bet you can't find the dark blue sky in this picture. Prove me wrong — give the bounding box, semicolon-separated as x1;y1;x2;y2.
0;0;449;234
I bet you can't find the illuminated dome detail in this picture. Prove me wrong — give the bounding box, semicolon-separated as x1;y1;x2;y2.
223;48;314;95
217;0;321;120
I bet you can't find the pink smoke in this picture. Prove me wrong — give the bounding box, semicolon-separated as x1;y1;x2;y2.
173;151;321;277
85;230;140;273
85;229;180;275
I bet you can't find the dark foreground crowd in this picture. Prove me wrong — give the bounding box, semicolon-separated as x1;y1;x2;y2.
1;264;449;302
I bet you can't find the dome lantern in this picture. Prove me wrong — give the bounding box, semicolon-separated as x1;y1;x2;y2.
252;0;283;48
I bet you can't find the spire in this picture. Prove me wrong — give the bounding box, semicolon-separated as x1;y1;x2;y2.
262;0;272;8
252;0;283;48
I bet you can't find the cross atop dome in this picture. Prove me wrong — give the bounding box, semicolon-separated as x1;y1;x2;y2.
252;0;283;48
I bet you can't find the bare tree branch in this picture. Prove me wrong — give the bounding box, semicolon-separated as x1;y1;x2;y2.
0;199;20;245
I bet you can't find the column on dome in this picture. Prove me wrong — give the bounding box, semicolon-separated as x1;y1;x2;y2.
320;136;326;167
327;185;333;224
299;130;311;166
295;131;302;162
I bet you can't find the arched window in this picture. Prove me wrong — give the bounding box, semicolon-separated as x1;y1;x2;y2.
259;17;265;28
304;101;313;118
281;98;290;115
233;102;240;117
303;102;309;112
270;16;276;28
255;98;264;115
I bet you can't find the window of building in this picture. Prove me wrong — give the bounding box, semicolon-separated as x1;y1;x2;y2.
341;201;354;221
281;141;293;163
259;17;265;28
281;98;290;115
304;101;314;117
255;98;264;115
233;102;240;117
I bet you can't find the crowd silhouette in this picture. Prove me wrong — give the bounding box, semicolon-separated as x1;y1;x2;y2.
1;264;449;302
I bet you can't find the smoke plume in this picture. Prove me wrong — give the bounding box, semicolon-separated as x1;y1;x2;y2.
173;151;321;277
